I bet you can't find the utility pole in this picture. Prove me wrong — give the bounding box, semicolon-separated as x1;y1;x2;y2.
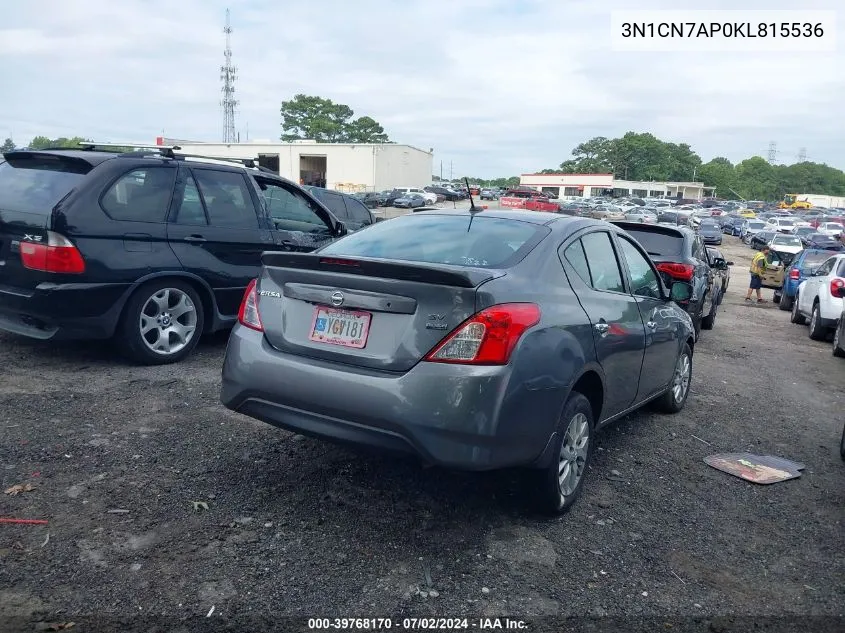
440;161;443;181
220;9;239;143
450;161;453;181
797;147;807;163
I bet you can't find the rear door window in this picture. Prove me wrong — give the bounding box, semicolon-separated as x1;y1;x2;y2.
191;168;259;229
562;239;591;286
317;214;544;268
0;154;90;213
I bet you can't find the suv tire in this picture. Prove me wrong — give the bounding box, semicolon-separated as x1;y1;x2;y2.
808;302;826;341
701;300;717;330
117;280;205;365
833;318;845;358
535;392;594;515
654;343;693;414
790;292;806;324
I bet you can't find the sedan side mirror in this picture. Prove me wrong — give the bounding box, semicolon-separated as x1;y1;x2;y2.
669;281;693;303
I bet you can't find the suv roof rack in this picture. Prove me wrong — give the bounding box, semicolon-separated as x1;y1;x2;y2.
78;141;270;171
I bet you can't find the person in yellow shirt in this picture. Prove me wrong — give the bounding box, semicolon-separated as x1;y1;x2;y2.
745;245;770;303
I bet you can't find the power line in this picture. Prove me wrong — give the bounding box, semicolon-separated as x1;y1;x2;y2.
220;9;238;144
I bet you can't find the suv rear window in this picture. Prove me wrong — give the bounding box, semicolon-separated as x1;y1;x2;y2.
802;251;834;269
621;227;685;257
317;214;545;268
0;155;90;214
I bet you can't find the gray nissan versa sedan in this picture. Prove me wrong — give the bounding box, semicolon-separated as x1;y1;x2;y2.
220;209;696;514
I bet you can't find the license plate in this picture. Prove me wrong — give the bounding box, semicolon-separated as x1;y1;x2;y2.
308;306;371;348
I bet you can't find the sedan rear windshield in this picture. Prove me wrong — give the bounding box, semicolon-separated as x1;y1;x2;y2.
317;214;546;268
0;155;90;214
748;222;766;229
621;228;685;257
772;236;802;246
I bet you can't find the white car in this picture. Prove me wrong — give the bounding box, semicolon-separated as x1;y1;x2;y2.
766;217;797;233
396;187;437;205
791;253;845;341
817;222;845;237
768;233;804;255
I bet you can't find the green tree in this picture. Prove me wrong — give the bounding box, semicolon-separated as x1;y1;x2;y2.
280;94;391;143
698;157;736;198
1;138;15;152
734;157;779;200
27;136;89;150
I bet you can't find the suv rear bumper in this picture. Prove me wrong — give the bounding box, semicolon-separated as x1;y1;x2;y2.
220;325;561;471
0;282;130;340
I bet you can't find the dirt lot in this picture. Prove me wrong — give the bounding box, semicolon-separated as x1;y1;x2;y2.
1;230;844;631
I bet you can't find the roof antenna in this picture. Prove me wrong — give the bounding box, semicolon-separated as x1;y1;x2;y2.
465;177;482;232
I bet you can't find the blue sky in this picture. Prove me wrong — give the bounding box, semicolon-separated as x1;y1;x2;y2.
1;0;842;177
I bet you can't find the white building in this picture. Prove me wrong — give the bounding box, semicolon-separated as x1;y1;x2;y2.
156;137;433;193
519;172;715;200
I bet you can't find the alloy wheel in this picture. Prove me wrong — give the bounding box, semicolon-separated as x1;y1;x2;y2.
139;287;198;356
558;413;590;498
672;353;691;403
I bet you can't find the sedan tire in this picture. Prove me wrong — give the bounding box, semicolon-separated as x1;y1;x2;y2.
117;280;205;365
535;392;594;515
654;343;693;414
840;423;845;460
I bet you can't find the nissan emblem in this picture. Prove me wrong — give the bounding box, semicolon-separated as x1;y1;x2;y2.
330;291;344;307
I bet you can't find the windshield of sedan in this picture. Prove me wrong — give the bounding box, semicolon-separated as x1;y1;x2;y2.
317;214;546;268
747;221;766;229
772;235;801;246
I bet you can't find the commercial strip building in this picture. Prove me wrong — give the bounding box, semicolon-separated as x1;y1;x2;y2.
155;137;433;193
519;172;715;200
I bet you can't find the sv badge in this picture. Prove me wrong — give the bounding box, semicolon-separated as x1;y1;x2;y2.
425;313;448;330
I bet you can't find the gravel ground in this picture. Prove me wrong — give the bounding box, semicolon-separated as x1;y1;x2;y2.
1;230;843;632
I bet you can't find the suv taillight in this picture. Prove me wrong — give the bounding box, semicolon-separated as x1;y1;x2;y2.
237;279;264;332
423;303;540;365
831;278;845;297
656;262;695;281
19;231;85;274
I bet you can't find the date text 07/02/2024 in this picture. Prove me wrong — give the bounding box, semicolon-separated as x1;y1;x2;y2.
620;22;824;38
307;618;529;630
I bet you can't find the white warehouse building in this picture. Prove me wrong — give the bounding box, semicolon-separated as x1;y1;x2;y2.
155;137;434;193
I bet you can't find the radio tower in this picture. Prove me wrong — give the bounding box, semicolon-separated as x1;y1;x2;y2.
767;141;777;163
797;147;807;163
220;9;238;143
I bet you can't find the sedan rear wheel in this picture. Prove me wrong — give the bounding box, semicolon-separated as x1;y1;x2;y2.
654;343;693;414
535;392;594;515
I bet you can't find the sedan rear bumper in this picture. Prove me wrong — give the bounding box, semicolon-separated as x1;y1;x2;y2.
220;325;562;471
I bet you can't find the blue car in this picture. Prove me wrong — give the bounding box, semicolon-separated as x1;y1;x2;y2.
776;249;837;310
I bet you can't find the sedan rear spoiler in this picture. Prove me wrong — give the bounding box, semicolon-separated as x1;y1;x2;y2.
261;252;501;288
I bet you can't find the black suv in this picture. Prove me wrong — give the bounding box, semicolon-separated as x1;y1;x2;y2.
613;222;724;338
302;186;377;230
0;147;347;364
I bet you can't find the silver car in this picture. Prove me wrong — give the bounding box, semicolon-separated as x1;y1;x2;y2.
221;210;696;513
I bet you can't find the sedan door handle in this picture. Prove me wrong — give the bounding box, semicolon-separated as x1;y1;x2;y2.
183;235;206;242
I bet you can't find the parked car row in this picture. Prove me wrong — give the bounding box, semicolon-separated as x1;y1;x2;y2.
0;146;699;514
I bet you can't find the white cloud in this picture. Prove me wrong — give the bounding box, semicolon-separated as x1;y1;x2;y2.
0;0;842;176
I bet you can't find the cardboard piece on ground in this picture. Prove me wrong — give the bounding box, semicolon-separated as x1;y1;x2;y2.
704;453;805;484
